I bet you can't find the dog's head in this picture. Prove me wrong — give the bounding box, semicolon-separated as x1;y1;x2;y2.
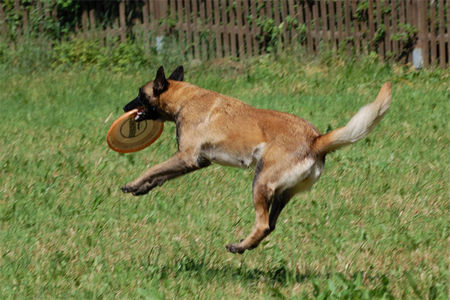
123;66;184;121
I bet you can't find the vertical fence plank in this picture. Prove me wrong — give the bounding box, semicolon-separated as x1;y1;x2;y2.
22;4;29;33
213;0;222;57
89;4;96;30
368;0;375;52
383;0;391;58
170;0;176;26
243;0;253;56
160;0;168;32
36;0;43;35
249;0;258;56
148;0;154;21
287;0;297;49
344;0;352;56
177;0;186;56
304;2;314;55
375;0;384;59
263;0;273;53
391;0;398;57
329;0;336;49
142;0;150;53
438;0;445;67
273;0;282;53
351;0;360;56
336;1;343;50
257;0;265;55
235;0;245;58
406;0;413;27
429;0;436;65
82;6;88;36
221;0;230;57
154;0;160;22
399;0;405;27
398;0;407;61
296;0;305;48
312;2;320;52
51;0;57;22
359;0;368;55
406;0;415;63
186;0;194;58
205;0;214;59
0;3;6;39
320;0;328;47
229;0;236;57
281;0;289;50
14;0;21;42
320;1;331;47
119;0;126;43
447;0;450;65
417;0;428;67
199;0;207;59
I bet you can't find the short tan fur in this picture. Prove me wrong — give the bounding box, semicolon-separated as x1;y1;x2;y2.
121;66;392;254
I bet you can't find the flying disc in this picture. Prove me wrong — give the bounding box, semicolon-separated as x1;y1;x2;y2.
106;109;164;153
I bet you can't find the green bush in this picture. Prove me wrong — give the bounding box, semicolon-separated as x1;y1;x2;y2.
100;40;149;71
48;36;184;71
53;38;103;66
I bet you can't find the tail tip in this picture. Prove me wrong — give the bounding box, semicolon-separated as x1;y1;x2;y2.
381;82;392;94
375;82;392;115
376;81;392;102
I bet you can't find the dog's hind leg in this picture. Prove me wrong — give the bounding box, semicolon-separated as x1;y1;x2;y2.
268;189;294;233
121;151;210;196
225;186;294;254
226;156;293;254
226;178;274;254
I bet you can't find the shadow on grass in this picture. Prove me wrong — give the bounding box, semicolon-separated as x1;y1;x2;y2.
134;255;398;298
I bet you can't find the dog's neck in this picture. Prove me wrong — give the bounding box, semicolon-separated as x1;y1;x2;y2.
158;80;200;122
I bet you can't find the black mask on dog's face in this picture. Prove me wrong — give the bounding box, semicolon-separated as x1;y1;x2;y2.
122;66;184;122
123;88;160;121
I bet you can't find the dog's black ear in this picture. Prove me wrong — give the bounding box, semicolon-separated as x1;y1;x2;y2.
168;65;184;81
153;66;169;96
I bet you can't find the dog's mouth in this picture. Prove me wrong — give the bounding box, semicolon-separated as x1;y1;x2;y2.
134;107;146;122
123;92;160;122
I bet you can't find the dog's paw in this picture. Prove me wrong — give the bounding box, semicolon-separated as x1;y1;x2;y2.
225;243;246;254
121;184;136;193
131;182;158;196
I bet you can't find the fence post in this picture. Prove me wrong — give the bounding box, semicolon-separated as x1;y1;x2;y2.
438;0;445;67
0;3;6;40
14;0;21;42
119;0;126;43
416;1;428;67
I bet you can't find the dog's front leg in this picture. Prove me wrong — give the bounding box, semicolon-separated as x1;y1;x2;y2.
121;152;210;196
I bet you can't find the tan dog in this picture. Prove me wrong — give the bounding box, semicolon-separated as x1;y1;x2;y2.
121;66;392;254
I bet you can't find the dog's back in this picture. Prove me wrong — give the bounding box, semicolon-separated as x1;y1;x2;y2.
163;80;321;167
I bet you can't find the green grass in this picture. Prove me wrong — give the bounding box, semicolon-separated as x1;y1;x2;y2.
0;56;448;299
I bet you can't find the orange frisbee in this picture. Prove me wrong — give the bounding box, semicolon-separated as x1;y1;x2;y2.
106;109;164;153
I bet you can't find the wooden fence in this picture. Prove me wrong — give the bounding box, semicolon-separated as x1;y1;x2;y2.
1;0;449;67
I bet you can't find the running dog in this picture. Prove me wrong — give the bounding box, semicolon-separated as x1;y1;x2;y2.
121;66;392;254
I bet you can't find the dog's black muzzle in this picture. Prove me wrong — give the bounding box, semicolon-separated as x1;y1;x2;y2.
123;90;160;122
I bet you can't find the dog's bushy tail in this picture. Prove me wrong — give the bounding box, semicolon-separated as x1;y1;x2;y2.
313;82;392;155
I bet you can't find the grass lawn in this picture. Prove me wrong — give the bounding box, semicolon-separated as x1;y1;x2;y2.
0;56;448;298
